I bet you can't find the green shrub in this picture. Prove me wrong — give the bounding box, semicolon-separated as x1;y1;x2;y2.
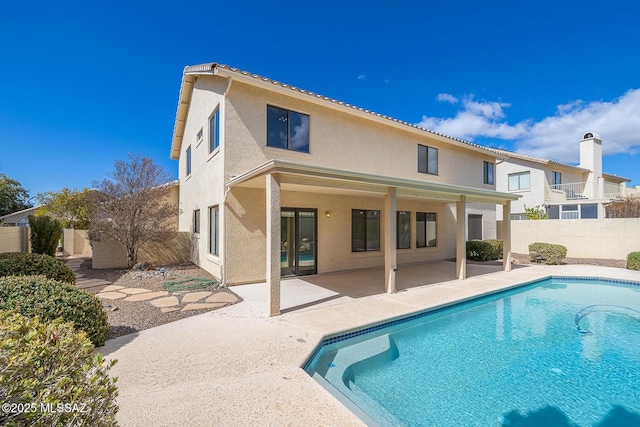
627;252;640;270
528;242;567;265
28;215;63;256
0;252;75;284
0;275;110;346
466;239;503;261
0;310;118;426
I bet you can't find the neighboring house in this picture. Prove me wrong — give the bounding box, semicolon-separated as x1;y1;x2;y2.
170;62;519;315
496;132;638;220
0;206;40;226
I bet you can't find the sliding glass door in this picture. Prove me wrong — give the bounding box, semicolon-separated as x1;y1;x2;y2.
281;208;317;276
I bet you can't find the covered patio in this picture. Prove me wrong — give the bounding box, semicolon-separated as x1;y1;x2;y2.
226;160;520;316
232;259;522;314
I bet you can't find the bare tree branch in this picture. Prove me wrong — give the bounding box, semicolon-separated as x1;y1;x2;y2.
88;154;178;267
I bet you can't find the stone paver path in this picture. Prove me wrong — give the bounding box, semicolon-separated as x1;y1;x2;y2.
62;257;238;313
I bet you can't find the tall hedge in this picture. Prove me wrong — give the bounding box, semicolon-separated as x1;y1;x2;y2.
0;275;110;346
0;310;118;426
0;252;75;284
28;214;63;256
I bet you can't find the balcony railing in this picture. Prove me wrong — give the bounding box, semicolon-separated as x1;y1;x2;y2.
546;181;640;201
545;182;590;201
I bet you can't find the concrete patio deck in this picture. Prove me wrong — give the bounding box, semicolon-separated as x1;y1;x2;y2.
100;263;640;426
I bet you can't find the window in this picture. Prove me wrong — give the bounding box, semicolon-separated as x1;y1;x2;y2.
197;128;203;144
209;206;219;255
508;171;530;191
209;108;220;153
551;171;561;186
418;145;438;175
267;105;310;152
193;209;200;234
483;161;494;185
397;211;411;249
561;204;579;220
581;204;598;219
186;146;192;176
510;213;528;221
351;209;380;252
416;212;437;248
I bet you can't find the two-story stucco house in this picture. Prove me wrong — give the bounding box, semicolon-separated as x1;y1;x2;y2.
496;132;637;221
170;62;519;315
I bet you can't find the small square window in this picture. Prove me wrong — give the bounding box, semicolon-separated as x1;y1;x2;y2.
508;171;530;191
197;128;203;143
267;105;309;153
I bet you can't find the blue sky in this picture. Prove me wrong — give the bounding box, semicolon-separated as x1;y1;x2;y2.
2;0;639;200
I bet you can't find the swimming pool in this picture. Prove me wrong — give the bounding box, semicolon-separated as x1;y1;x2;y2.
304;277;640;426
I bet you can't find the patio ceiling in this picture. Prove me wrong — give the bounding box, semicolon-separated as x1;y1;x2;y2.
226;159;520;205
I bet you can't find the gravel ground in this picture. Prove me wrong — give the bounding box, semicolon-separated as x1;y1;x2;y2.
77;259;242;339
511;253;627;268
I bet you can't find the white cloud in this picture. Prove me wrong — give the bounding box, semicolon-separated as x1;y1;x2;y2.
416;89;640;163
436;93;458;104
357;74;366;80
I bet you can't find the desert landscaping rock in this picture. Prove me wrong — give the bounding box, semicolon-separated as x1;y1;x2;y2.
181;291;213;303
205;292;238;304
182;303;225;312
123;291;170;302
76;279;113;289
86;284;125;293
97;292;128;300
150;296;180;308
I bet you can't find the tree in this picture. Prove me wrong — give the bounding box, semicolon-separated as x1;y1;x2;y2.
524;205;548;220
36;187;90;229
87;154;177;267
606;194;640;218
28;215;63;256
0;173;32;216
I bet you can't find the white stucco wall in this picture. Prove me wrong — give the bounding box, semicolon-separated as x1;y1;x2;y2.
224;187;460;285
177;76;228;279
178;75;504;282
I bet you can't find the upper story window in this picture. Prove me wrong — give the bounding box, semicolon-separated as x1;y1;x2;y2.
209;107;220;154
186;145;192;176
483;161;494;185
267;105;310;153
197;128;203;145
508;171;530;191
552;171;561;186
418;145;438;175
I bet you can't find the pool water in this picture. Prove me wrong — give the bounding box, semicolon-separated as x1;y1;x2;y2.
305;277;640;426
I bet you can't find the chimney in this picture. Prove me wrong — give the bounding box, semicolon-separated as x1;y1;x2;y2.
579;132;603;198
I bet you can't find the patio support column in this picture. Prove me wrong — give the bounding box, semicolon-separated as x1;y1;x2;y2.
266;173;281;316
502;201;512;272
384;186;397;293
456;195;467;280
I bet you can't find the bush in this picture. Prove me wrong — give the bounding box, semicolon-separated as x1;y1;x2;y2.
0;310;118;426
528;242;567;265
627;252;640;270
0;252;75;284
466;239;503;261
28;215;63;256
0;275;110;346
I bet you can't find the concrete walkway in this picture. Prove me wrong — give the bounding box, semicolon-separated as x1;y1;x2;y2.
62;257;238;312
99;263;640;426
